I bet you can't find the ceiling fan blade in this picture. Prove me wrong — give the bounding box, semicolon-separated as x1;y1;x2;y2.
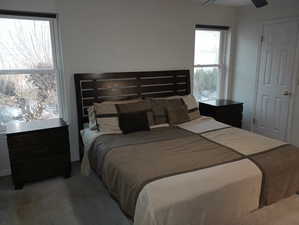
251;0;268;8
201;0;216;6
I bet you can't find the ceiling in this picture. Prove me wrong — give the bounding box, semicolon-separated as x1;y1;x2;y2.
214;0;252;6
194;0;253;6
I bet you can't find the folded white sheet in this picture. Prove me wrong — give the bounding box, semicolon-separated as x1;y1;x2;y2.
135;159;262;225
202;127;286;155
178;116;230;134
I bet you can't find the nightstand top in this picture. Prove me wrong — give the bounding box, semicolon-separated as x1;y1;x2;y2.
5;118;67;135
199;99;243;107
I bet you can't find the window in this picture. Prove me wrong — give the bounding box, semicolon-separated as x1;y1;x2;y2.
193;25;228;101
0;12;63;125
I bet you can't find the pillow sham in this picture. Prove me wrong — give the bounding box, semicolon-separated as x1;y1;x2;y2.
94;102;122;134
166;99;190;125
167;95;201;120
116;99;154;127
148;98;169;125
118;111;150;134
94;99;141;133
181;95;201;120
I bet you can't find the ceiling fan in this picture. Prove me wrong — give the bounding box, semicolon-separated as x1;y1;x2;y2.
251;0;268;7
202;0;268;8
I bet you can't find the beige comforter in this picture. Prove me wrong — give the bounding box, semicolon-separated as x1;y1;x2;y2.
86;117;299;225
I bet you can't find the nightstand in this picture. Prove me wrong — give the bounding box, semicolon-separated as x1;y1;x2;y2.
199;99;243;128
5;119;71;190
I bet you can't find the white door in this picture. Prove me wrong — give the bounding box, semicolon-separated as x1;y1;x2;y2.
254;20;299;141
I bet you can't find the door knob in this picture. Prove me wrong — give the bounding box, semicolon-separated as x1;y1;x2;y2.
283;91;292;96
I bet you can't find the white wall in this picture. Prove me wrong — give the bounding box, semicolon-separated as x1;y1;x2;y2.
232;0;299;146
0;0;237;176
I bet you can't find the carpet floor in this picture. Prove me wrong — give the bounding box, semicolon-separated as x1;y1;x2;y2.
0;163;131;225
1;163;299;225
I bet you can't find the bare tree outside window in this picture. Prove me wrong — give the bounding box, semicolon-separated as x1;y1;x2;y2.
0;17;59;124
193;67;218;101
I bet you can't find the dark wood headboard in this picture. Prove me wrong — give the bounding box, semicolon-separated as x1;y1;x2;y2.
74;70;190;159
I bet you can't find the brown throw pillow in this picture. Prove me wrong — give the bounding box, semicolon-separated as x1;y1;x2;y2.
118;111;150;134
94;99;141;133
116;100;154;126
166;99;190;125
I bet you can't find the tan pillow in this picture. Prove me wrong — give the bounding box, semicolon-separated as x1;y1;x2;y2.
94;102;121;134
182;95;201;120
148;98;169;125
94;99;141;133
166;95;201;120
166;99;190;125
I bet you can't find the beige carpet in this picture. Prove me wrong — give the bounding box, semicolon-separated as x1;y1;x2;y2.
0;163;131;225
0;163;299;225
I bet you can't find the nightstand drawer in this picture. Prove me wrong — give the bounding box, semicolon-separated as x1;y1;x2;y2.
9;144;69;160
8;128;67;149
215;108;243;121
13;156;69;183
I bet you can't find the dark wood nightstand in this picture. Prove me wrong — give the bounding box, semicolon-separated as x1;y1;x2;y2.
199;99;243;128
5;119;71;190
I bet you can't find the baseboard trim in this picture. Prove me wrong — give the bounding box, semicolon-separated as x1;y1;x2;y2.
0;169;11;177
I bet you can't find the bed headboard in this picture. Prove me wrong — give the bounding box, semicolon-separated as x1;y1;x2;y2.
74;70;190;158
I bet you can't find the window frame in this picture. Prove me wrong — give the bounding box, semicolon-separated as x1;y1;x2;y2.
193;27;229;100
0;13;66;122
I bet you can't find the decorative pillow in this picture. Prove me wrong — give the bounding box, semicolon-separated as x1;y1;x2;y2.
149;98;169;125
94;99;141;133
167;95;201;120
166;99;190;125
118;111;150;134
182;95;201;120
116;100;154;126
94;102;121;134
87;105;97;130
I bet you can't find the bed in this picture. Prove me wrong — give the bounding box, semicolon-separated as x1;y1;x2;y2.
74;70;299;225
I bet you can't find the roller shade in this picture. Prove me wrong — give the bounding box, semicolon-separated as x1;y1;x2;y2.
0;9;56;18
195;24;230;31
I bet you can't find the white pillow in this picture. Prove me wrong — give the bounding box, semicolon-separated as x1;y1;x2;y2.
87;106;97;130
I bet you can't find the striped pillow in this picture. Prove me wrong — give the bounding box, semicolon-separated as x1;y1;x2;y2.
94;99;141;133
181;95;201;120
167;95;201;120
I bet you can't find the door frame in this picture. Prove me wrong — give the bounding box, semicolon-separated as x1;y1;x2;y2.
252;17;299;142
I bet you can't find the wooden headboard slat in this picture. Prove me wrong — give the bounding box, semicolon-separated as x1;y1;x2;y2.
74;70;190;160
